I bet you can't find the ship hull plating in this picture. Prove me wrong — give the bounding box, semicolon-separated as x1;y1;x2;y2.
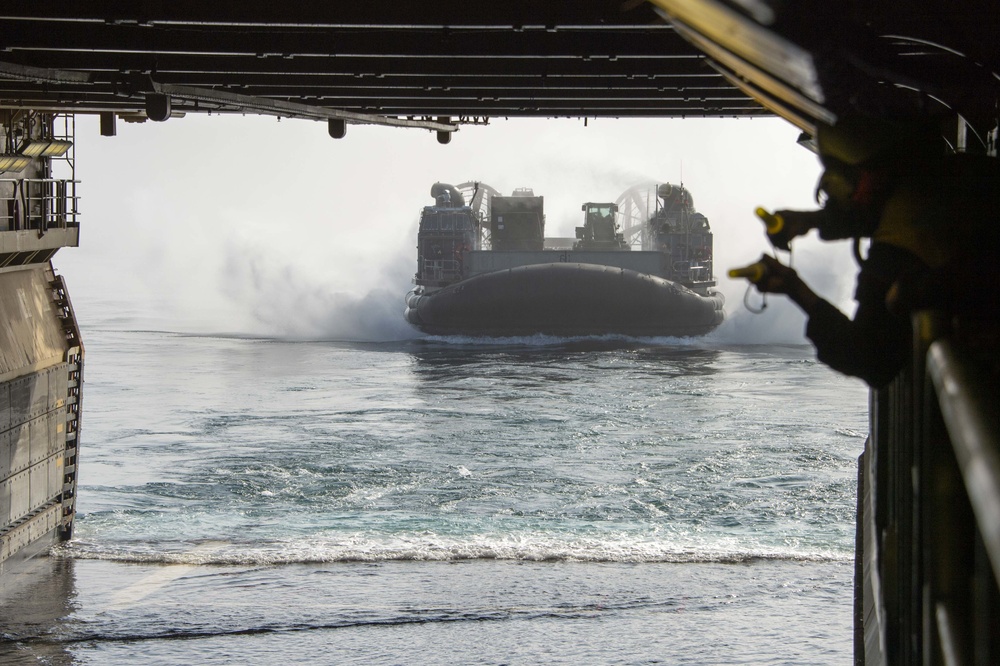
405;262;724;337
0;266;82;576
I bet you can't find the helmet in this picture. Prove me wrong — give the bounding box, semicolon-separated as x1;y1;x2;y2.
816;116;943;168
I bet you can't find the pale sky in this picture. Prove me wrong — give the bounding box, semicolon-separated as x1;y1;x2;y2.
53;114;857;342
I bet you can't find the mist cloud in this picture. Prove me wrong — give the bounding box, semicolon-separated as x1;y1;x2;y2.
53;114;864;345
219;223;420;341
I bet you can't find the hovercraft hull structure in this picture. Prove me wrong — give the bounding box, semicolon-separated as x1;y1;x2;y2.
405;182;724;338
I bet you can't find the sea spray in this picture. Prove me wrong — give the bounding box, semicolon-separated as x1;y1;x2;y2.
54;113;846;344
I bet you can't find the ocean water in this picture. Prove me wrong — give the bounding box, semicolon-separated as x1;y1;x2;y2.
0;327;869;665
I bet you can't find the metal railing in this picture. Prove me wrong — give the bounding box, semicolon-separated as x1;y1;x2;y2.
0;178;80;232
860;311;1000;665
421;258;462;282
671;259;712;283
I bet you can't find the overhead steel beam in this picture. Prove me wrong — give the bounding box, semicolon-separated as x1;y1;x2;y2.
1;25;683;59
0;59;457;130
151;82;456;129
0;1;666;27
0;60;92;85
0;52;710;78
0;82;760;100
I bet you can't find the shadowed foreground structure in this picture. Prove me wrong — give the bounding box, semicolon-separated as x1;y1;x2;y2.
1;2;999;663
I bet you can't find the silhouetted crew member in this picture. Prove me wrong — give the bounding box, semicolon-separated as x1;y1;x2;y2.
752;248;922;388
737;116;999;387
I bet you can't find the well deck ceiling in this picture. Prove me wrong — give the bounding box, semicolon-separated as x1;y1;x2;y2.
0;1;997;135
0;2;764;122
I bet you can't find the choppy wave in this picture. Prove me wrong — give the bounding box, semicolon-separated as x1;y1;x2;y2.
53;534;850;566
10;614;568;646
5;595;701;645
424;333;692;347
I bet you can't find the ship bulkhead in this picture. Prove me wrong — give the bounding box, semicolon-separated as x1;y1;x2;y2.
0;112;83;575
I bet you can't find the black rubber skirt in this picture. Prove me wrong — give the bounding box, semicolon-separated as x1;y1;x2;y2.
405;262;724;337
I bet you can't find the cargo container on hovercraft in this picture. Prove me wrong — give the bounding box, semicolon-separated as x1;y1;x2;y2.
404;182;725;337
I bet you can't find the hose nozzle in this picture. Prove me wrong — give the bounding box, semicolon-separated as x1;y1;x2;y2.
728;262;767;283
755;207;784;235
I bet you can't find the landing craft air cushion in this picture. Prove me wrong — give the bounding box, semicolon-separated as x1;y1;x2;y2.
404;182;725;337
